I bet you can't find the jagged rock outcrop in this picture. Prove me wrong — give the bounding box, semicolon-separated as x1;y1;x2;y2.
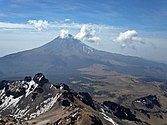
132;95;165;120
133;95;161;109
103;101;139;121
0;73;150;125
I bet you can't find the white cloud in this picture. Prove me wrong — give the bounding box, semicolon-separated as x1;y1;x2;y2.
64;19;71;22
115;30;144;49
0;20;116;32
0;20;50;31
60;29;69;38
51;22;116;30
74;24;100;43
83;24;116;30
28;20;50;31
0;22;30;29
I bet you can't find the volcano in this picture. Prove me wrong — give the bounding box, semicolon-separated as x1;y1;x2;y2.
0;34;167;82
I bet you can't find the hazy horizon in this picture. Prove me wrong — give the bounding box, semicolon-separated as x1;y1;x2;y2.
0;0;167;64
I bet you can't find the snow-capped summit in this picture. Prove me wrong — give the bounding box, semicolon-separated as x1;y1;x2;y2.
36;34;95;56
60;33;73;39
59;29;72;39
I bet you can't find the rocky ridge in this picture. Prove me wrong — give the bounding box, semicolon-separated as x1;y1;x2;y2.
0;73;162;125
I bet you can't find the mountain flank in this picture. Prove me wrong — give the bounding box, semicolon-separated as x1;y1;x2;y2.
0;35;167;82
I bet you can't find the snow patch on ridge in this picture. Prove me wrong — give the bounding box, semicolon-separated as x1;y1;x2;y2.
101;113;118;125
25;80;38;97
14;106;30;119
0;95;23;111
82;46;94;54
29;93;62;119
0;88;5;97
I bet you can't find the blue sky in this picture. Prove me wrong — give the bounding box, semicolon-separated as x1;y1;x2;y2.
0;0;167;63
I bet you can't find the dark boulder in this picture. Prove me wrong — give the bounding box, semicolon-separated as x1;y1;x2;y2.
24;76;32;82
5;87;26;98
0;80;9;90
5;90;13;97
62;91;76;102
35;87;44;93
61;99;71;107
31;92;38;100
33;73;49;86
77;92;95;109
13;87;26;98
134;95;161;109
60;84;69;91
53;84;69;91
0;100;2;105
103;101;139;121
